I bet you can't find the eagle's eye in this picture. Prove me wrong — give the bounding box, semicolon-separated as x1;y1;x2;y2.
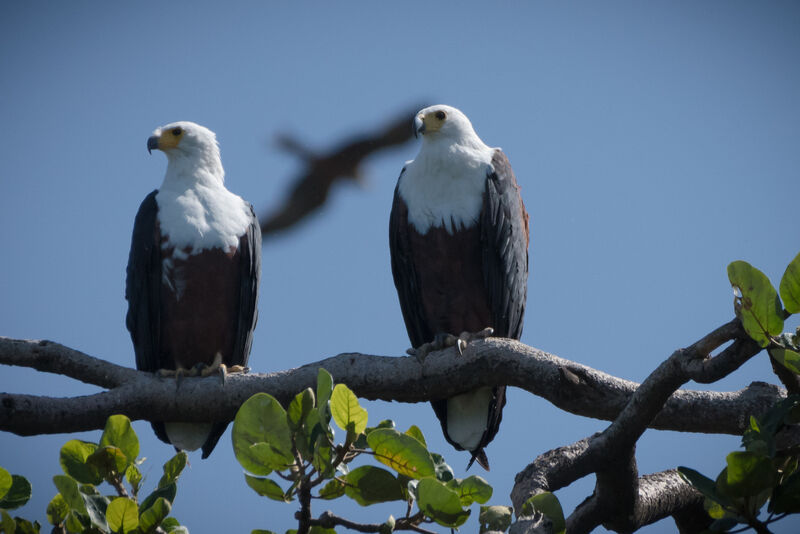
435;110;446;121
171;127;183;136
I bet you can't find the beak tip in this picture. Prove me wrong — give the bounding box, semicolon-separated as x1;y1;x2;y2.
146;135;159;154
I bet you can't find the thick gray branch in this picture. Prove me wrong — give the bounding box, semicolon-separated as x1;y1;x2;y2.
0;333;782;437
511;318;768;533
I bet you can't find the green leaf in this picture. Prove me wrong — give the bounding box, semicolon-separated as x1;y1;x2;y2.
343;466;404;506
64;510;86;533
138;497;170;533
312;434;333;477
99;415;139;468
158;452;187;488
1;510;15;534
316;368;334;423
727;261;784;347
367;428;435;479
678;466;734;507
251;531;277;534
244;475;290;502
447;475;493;507
0;467;11;501
87;446;129;479
769;347;800;375
287;388;315;430
59;440;102;485
308;527;335;534
725;451;775;497
79;487;109;532
780;252;800;314
106;497;138;534
125;464;142;495
140;483;176;513
522;492;565;534
318;479;345;500
330;384;368;436
46;494;69;526
416;478;470;527
404;425;426;447
159;517;180;531
11;517;38;534
52;475;85;513
0;475;31;510
771;470;800;513
232;393;295;475
479;505;512;533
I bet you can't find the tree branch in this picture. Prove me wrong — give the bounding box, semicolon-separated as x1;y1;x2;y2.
0;327;781;437
510;317;770;533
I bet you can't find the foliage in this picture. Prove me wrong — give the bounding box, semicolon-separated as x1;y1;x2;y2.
678;255;800;532
1;415;189;534
678;396;800;532
232;368;500;533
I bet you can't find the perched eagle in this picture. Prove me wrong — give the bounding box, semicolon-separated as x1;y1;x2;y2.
126;121;261;458
389;105;529;470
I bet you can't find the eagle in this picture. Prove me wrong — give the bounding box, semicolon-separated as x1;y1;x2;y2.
389;105;529;470
125;121;261;458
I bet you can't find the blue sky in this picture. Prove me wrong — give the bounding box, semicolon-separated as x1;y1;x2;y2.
1;2;799;532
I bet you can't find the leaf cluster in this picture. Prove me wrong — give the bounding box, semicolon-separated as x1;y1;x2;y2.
48;415;188;534
727;253;800;366
678;395;800;533
231;369;500;533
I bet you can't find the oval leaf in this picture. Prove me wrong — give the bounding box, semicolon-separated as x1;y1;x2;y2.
780;252;800;314
52;475;85;513
367;428;435;479
316;368;334;423
60;440;102;485
0;474;31;511
140;483;176;513
47;493;70;526
232;393;294;475
727;261;783;347
0;467;11;501
99;415;139;468
769;347;800;375
158;452;187;488
405;425;426;447
344;466;404;506
318;479;346;500
725;451;775;497
447;475;492;506
138;496;171;533
87;446;129;478
330;384;368;436
244;475;289;502
416;478;470;527
106;497;138;534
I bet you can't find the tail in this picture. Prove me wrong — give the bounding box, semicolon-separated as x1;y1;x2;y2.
467;449;490;471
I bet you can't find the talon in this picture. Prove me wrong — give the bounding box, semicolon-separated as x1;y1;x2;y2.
457;338;467;355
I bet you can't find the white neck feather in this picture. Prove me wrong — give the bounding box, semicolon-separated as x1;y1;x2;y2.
399;137;494;235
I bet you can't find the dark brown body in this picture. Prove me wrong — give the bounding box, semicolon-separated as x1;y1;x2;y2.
126;190;261;458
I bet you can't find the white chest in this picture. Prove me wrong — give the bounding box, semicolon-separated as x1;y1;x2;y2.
398;145;494;234
156;183;251;259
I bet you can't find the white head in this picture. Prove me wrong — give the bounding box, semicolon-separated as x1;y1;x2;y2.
147;121;224;184
413;105;484;146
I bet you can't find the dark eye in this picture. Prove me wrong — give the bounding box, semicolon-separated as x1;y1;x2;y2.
435;110;446;120
171;127;183;136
